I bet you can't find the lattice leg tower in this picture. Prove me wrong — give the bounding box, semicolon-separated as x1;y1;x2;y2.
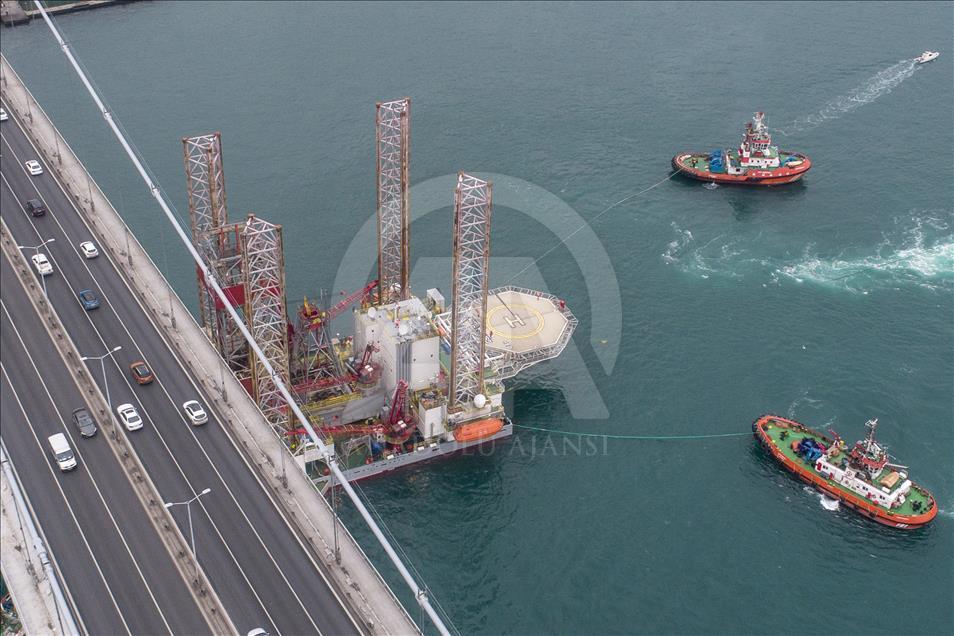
242;214;292;431
207;223;250;378
182;132;228;330
449;173;493;409
376;98;410;305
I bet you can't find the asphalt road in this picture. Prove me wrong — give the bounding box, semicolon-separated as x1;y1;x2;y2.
1;101;362;636
1;251;210;636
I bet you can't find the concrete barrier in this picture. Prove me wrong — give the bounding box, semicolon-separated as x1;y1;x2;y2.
1;53;421;634
1;438;77;635
0;218;236;635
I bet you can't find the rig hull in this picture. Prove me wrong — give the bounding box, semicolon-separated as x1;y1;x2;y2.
753;415;937;529
672;152;811;186
330;418;513;486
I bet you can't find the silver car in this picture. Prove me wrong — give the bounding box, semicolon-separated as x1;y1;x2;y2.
182;400;208;426
116;403;143;431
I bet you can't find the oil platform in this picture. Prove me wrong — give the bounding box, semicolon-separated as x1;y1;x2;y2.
182;98;576;487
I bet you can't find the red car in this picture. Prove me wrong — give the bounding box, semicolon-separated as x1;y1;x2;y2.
129;360;154;385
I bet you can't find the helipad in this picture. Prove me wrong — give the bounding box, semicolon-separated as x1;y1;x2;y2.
435;286;577;380
485;288;571;355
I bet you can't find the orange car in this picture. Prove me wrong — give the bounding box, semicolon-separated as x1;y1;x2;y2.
129;360;154;385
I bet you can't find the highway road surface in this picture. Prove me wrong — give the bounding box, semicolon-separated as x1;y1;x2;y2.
1;98;363;635
1;251;210;635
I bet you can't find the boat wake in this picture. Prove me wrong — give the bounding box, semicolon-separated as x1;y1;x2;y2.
786;392;835;426
779;240;953;292
663;211;954;293
661;222;694;265
778;212;954;292
819;495;841;511
774;59;920;135
803;486;841;512
662;223;755;280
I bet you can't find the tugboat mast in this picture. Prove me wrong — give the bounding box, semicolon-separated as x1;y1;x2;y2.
863;418;879;453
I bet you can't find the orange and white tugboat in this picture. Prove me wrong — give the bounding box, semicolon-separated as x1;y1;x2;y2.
753;415;937;529
673;112;811;186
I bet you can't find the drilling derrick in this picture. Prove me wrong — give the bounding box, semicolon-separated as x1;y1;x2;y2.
183;132;250;379
449;173;493;410
183;132;228;328
206;222;251;377
242;214;292;431
376;98;410;305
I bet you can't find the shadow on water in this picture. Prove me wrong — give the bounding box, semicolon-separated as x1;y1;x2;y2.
670;172;810;220
724;182;809;221
510;387;568;421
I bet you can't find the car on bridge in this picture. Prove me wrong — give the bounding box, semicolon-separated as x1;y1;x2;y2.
182;400;208;426
116;403;144;431
71;408;98;438
26;199;47;217
48;433;77;472
79;241;99;258
129;360;154;385
78;289;100;310
0;107;8;122
31;253;53;276
25;160;44;176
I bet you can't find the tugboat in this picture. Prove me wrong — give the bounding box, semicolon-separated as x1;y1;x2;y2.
753;415;937;529
672;112;811;186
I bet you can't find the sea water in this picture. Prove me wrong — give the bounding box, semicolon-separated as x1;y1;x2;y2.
2;2;951;634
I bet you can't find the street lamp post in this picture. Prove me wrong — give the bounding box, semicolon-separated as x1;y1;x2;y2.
164;488;211;574
18;238;56;297
80;346;122;410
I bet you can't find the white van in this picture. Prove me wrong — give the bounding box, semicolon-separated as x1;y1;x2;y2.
48;433;77;472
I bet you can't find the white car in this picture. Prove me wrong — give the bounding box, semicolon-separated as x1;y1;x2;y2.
116;403;143;431
0;108;8;121
79;241;99;259
182;400;208;425
25;160;43;176
31;253;53;276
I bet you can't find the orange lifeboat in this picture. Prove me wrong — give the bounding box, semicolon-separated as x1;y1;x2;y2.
454;418;503;442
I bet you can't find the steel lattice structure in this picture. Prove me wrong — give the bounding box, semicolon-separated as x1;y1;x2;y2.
448;173;493;408
183;132;228;329
207;222;250;376
375;98;410;305
242;214;291;431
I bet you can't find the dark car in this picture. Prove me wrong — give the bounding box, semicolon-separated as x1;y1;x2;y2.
78;289;100;310
26;199;47;217
71;408;98;438
129;360;154;385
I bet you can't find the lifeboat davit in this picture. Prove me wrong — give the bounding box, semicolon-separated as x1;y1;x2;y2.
454;418;504;442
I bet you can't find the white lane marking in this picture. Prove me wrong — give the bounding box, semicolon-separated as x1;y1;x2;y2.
0;362;132;636
0;143;293;635
3;117;360;633
0;427;90;636
0;300;175;636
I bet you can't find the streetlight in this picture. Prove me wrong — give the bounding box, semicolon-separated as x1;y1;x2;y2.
18;238;55;297
164;488;212;570
80;345;122;410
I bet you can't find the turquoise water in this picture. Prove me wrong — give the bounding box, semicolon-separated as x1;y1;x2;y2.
2;2;952;634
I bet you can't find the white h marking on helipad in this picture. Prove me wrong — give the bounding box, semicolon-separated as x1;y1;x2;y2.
504;314;526;328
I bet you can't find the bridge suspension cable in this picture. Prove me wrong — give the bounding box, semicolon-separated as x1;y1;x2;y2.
33;3;449;634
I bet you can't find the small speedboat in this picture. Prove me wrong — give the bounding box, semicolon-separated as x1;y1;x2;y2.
916;51;939;64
